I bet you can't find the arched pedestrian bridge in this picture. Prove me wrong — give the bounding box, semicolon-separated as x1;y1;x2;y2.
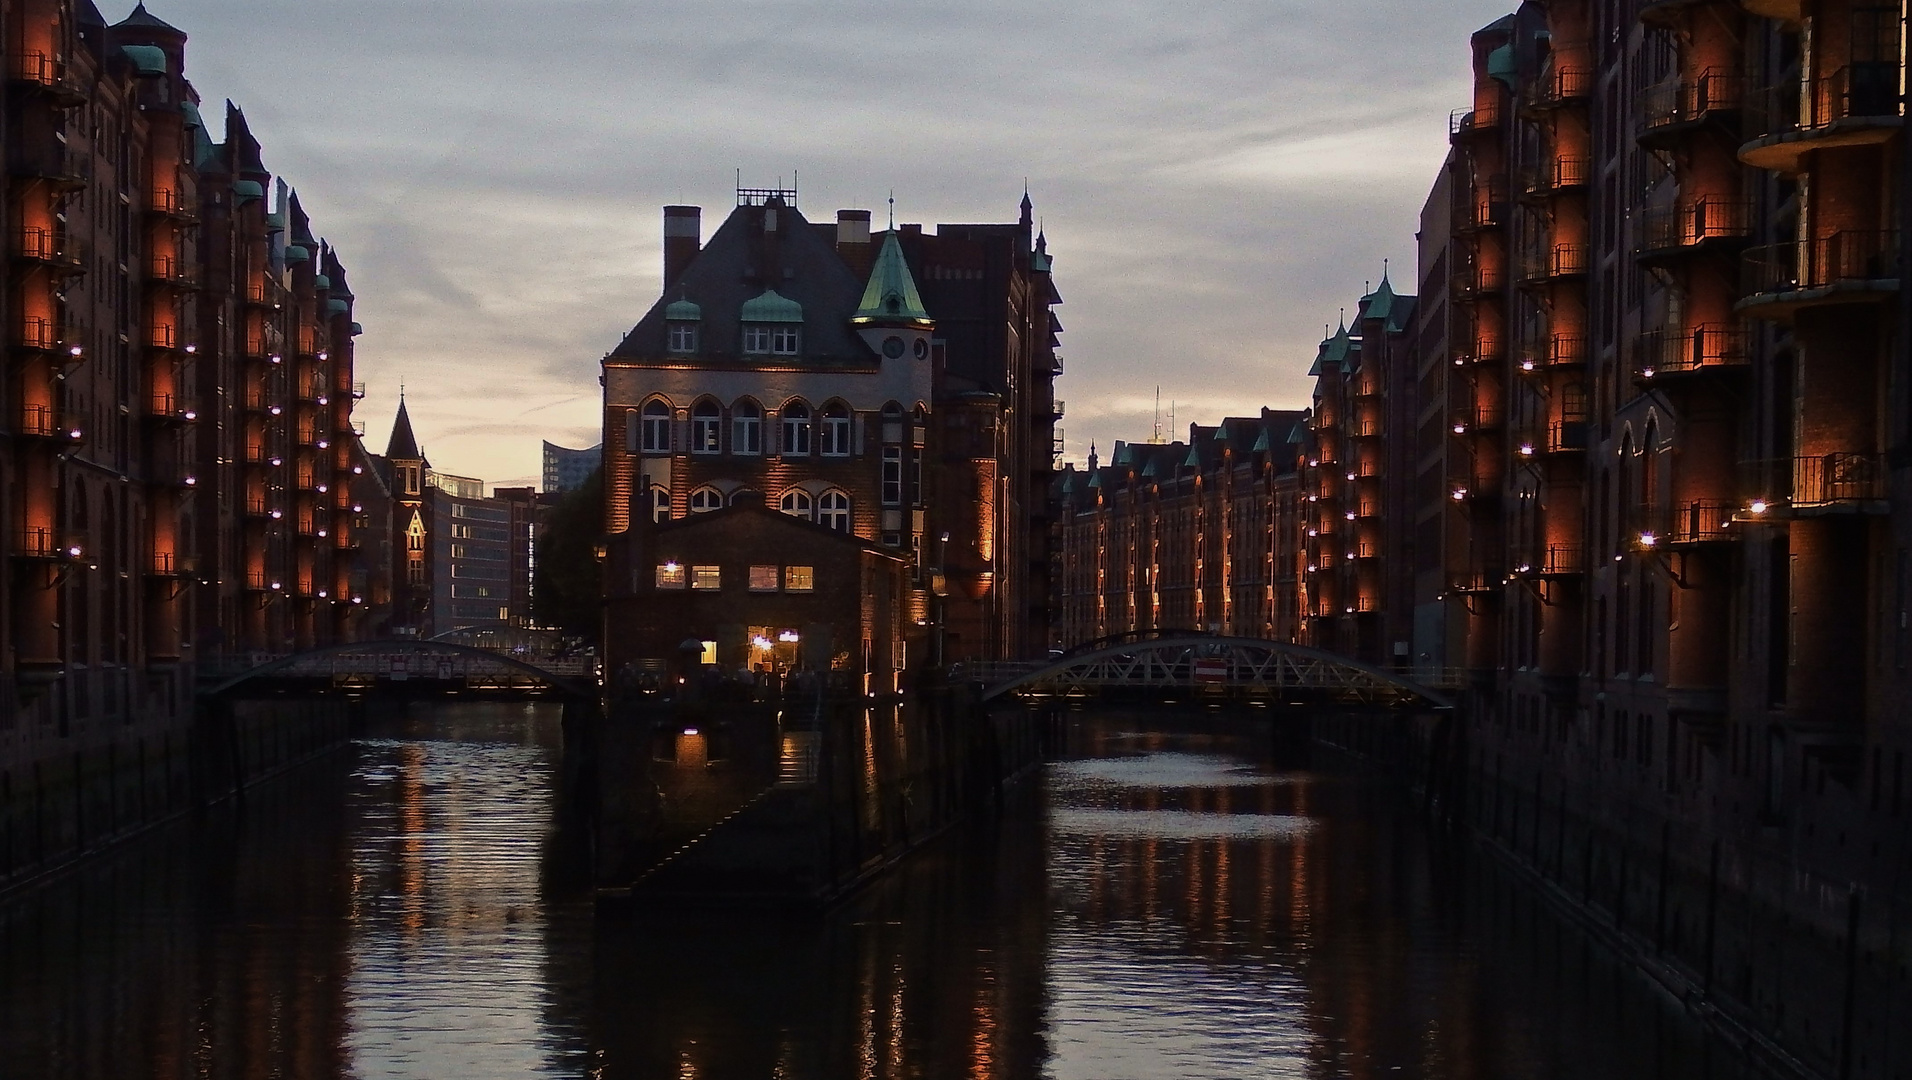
961;634;1460;710
198;639;597;702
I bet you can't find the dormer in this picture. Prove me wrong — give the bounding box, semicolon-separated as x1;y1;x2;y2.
664;298;701;354
741;290;802;356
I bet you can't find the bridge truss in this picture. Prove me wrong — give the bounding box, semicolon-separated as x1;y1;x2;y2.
199;639;596;701
967;636;1459;710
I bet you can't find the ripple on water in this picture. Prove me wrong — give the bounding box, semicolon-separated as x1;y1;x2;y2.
1049;806;1315;841
1052;752;1289;791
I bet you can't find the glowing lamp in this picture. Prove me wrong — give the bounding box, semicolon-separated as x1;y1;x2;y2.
1749;500;1768;515
683;727;700;736
1520;359;1536;372
1451;488;1468;501
663;561;680;572
1638;531;1658;549
1520;443;1535;457
1453;423;1467;434
778;630;800;643
1641;367;1656;380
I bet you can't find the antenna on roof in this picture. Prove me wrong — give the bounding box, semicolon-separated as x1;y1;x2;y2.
888;189;895;230
1152;387;1163;444
1383;256;1390;281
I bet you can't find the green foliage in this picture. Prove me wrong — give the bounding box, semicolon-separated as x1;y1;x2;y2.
533;467;604;644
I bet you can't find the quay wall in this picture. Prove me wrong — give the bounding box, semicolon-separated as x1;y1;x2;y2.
1319;710;1912;1080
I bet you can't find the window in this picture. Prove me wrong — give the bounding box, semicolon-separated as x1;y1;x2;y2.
781;402;811;456
785;565;815;592
689;486;723;514
656;562;686;589
819;403;851;456
819;489;851;533
691;565;721;590
640;400;671;453
732;400;762;455
690;400;721;454
743;325;772;354
772;325;801;354
749;565;779;592
668;322;698;353
649;485;670;523
780;489;813;519
882;446;903;505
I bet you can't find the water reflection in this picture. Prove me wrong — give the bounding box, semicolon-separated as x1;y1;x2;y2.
0;706;1755;1079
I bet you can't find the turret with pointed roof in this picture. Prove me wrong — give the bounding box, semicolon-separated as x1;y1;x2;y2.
386;395;424;463
852;232;932;328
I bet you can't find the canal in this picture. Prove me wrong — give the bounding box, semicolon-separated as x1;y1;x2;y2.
0;702;1756;1079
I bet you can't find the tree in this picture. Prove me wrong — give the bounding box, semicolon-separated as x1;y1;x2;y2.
533;467;603;645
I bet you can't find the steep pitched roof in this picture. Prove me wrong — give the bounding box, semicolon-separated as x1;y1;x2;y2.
852;231;931;327
386;397;422;460
116;3;182;32
610;199;869;364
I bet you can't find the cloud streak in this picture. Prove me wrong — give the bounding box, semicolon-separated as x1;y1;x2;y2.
142;0;1514;485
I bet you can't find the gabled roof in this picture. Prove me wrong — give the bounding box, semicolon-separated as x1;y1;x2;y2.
1310;322;1356;376
851;231;931;327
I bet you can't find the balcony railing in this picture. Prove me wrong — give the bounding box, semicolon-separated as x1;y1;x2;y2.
1521;244;1589;282
14;226;84;269
1634;323;1752;380
1742;231;1901;302
14;527;84;561
1664;500;1737;544
1516;545;1584;576
1457;175;1510;231
1521;156;1591;196
17;403;83;442
148;551;195;576
8;51;87;105
1745;66;1904;143
148;254;197;288
1451;406;1504;434
148;188;198;221
1450;100;1504;139
146;392;197;423
1640;70;1748;137
9;142;90;188
1794;452;1887;507
1450;566;1507;593
1452;264;1506;299
1639;197;1754;256
1526;66;1593;110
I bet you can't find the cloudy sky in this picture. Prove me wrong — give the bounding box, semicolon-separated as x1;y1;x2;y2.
137;0;1515;488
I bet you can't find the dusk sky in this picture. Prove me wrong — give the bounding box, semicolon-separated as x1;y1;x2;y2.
139;0;1516;488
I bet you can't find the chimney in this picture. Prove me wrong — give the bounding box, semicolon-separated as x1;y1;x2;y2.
663;205;701;288
837;209;874;277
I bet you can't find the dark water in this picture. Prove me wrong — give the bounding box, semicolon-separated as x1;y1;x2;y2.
0;704;1753;1079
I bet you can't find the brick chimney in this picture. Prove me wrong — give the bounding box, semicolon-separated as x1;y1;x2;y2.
663;205;701;288
837;209;873;277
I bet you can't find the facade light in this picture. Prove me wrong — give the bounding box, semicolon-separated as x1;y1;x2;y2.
1453;423;1467;434
778;630;801;643
1749;500;1768;515
1641;367;1656;379
1638;532;1658;549
1451;488;1468;501
1520;443;1535;457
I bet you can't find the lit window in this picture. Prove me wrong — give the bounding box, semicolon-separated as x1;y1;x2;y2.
819;489;851;533
656;563;686;589
785;565;814;592
690;400;721;454
749;565;779;591
780;489;813;519
781;402;811;456
689;486;723;513
819;403;851;456
640;400;671;453
772;325;801;354
668;322;698;353
732;400;762;455
691;565;721;590
742;325;772;353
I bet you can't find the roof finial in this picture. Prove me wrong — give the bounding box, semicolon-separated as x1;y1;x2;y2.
1382;257;1390;283
888;189;895;231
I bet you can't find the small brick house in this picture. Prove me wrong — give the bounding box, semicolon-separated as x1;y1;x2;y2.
604;494;917;689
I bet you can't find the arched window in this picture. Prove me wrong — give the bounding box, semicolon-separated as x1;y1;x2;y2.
779;489;813;519
781;401;811;457
649;485;671;523
819;402;851;457
818;489;851;533
732;399;762;456
689;486;724;514
640;400;671;453
691;400;722;455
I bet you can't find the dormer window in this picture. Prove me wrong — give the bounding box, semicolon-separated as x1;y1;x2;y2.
740;290;803;356
664;298;701;354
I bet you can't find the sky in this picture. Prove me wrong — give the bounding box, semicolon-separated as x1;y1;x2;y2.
134;0;1518;489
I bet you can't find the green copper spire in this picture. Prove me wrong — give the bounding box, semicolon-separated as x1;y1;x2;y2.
852;231;932;328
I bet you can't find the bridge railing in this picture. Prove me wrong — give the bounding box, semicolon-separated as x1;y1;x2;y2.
195;649;595;685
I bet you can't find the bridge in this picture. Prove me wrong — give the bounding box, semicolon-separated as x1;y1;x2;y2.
961;633;1460;710
197;639;597;702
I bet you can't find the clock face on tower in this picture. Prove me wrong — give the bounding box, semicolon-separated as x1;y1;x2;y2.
913;338;930;360
882;335;906;359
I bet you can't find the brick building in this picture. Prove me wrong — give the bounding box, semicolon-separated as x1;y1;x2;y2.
1052;410;1307;648
0;1;376;886
600;186;1060;668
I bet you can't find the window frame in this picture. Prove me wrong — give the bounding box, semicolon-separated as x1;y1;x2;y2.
785;565;815;592
639;400;672;453
688;486;723;514
667;322;699;354
690;401;722;455
779;489;813;519
748;565;780;592
819;404;852;457
742;325;772;354
771;325;801;355
732;400;762;456
655;562;686;589
818;489;852;534
781;403;812;456
690;565;722;591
